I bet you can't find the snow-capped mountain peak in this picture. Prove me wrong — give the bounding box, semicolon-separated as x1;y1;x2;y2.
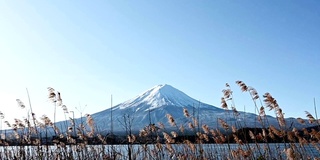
118;84;199;110
51;84;312;134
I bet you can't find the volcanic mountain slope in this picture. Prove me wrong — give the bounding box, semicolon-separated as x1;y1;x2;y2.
1;84;313;138
91;84;226;133
66;84;305;135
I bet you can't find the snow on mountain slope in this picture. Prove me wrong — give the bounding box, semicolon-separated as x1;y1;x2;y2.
118;84;201;110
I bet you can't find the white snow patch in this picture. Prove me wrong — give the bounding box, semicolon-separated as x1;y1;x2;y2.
119;84;199;109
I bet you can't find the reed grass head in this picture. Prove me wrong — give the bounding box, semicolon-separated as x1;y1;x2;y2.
139;129;148;137
86;114;94;125
231;106;239;116
231;125;237;133
270;125;283;137
183;108;189;117
166;114;175;126
62;105;68;113
149;123;158;132
203;133;209;142
218;118;229;130
56;91;63;106
16;99;25;109
48;87;56;100
188;122;194;129
87;131;94;138
68;127;73;133
236;81;248;92
14;118;25;128
210;129;217;136
202;124;209;134
263;92;279;110
249;130;255;140
284;148;294;159
248;87;259;100
0;111;4;119
31;112;36;120
4;121;11;127
171;131;178;138
221;97;228;110
179;124;184;133
239;149;251;158
219;135;226;143
302;128;309;136
305;111;315;123
276;109;286;126
287;131;295;142
47;87;63;106
196;131;204;140
222;89;232;99
97;134;106;144
40;115;52;126
233;134;243;145
259;106;266;117
163;132;174;143
127;134;136;143
262;129;267;139
192;117;198;127
14;132;19;139
158;122;165;129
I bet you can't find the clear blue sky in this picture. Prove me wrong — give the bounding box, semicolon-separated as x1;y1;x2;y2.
0;1;319;125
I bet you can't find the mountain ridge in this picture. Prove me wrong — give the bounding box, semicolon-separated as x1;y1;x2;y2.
45;84;315;136
116;84;207;110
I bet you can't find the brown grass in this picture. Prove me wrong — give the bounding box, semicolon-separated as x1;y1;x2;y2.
0;81;319;159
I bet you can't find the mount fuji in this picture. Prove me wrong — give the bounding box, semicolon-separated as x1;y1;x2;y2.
89;84;226;133
55;84;307;135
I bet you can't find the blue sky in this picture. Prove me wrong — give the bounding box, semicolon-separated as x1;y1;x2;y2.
0;1;319;125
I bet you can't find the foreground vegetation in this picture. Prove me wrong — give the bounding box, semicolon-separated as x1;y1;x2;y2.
0;81;319;159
